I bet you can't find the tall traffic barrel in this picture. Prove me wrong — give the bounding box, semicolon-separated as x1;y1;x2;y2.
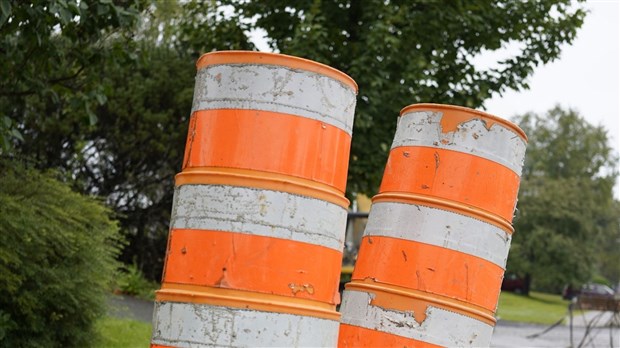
338;103;527;347
151;51;357;347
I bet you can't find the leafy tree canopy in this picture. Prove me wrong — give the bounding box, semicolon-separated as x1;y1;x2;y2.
0;0;145;152
2;0;592;279
228;0;587;195
509;107;619;293
2;0;255;278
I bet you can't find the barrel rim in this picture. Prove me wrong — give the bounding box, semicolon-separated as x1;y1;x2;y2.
156;283;341;321
400;103;528;142
372;192;515;233
344;279;497;326
196;50;358;93
175;167;351;209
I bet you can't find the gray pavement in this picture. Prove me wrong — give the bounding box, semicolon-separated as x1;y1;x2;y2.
491;317;619;348
107;295;619;347
106;294;154;323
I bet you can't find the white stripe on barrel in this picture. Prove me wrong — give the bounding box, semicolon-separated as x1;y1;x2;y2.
392;110;526;175
340;290;494;347
192;64;357;134
170;184;347;251
152;301;339;347
364;202;511;268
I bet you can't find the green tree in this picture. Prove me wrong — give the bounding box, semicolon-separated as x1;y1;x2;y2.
595;201;620;286
3;0;591;280
227;0;586;195
0;0;145;153
3;1;254;278
0;159;124;347
66;2;255;278
509;107;619;293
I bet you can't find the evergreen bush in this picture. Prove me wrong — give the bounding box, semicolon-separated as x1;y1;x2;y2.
0;159;124;347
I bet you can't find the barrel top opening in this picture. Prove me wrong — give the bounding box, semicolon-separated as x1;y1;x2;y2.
400;103;528;142
196;50;358;93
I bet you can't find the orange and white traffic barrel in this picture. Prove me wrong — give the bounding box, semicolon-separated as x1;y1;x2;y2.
338;103;527;347
150;51;357;347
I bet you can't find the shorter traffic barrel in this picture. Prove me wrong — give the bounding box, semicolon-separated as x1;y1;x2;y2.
338;103;527;347
150;51;357;347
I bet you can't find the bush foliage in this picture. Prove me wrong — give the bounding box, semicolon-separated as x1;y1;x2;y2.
0;158;123;347
113;263;158;300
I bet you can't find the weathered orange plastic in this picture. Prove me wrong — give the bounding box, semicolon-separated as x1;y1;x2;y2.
182;109;352;193
153;51;357;347
379;146;520;222
352;235;504;312
162;229;342;305
339;324;442;348
338;103;526;347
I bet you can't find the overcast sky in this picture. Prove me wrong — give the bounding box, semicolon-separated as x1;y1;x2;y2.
482;0;620;196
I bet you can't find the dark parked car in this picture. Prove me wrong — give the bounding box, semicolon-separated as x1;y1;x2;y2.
501;273;526;293
563;283;616;300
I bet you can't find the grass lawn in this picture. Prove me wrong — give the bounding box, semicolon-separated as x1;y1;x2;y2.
94;316;152;348
496;290;572;324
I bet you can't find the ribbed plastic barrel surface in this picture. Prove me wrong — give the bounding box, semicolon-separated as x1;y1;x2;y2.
338;103;527;347
150;51;357;348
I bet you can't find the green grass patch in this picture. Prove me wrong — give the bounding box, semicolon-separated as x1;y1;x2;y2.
497;291;571;324
94;316;151;348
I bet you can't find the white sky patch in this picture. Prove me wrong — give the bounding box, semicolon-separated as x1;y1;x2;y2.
482;1;620;197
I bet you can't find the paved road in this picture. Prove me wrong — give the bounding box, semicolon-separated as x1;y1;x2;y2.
492;318;619;348
108;295;619;347
107;294;154;323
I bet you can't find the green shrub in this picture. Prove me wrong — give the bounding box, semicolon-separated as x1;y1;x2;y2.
113;263;158;300
0;159;124;347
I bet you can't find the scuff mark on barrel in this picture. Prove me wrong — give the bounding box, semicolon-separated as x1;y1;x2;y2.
384;314;416;328
464;263;471;301
215;267;230;288
416;270;426;292
369;289;430;325
289;283;315;295
182;115;198;169
469;333;478;345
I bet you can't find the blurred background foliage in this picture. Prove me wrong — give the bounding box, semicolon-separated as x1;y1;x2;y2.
1;2;617;333
509;107;619;293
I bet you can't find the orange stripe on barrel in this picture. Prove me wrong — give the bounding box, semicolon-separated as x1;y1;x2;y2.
182;109;352;193
379;146;520;222
162;229;342;305
338;324;441;348
352;236;504;312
